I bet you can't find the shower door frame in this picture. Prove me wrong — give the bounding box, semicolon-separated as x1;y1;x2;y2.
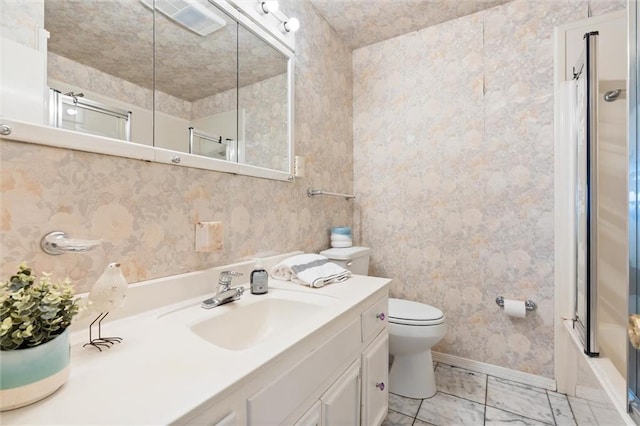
628;0;639;421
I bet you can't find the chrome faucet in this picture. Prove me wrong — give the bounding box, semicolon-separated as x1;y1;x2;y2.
201;271;244;309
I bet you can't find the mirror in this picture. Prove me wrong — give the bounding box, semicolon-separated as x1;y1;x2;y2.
238;25;289;171
152;0;239;157
45;0;154;145
1;0;293;178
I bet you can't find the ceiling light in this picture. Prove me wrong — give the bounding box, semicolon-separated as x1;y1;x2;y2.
281;17;299;33
259;1;279;14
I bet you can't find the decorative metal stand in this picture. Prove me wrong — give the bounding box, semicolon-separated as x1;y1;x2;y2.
83;312;122;352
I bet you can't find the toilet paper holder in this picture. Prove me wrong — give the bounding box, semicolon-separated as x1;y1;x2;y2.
495;296;537;311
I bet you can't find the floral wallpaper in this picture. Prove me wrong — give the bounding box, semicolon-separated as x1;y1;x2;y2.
1;0;354;295
2;0;628;381
0;0;43;48
192;74;289;171
48;53;154;112
242;74;289;172
352;0;626;378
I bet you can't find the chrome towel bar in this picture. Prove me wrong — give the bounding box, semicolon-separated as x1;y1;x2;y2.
307;188;355;200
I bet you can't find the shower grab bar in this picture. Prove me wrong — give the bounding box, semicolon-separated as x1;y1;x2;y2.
307;188;355;200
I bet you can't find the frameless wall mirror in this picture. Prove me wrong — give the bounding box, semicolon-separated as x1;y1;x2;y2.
0;0;295;181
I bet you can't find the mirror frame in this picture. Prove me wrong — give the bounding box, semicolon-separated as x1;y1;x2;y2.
0;0;295;182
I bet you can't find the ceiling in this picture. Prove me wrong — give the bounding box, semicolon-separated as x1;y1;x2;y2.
309;0;513;50
44;0;513;102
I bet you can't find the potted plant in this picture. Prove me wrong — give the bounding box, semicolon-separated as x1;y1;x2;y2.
0;263;80;411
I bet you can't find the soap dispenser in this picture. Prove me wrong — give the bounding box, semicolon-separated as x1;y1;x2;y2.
250;259;269;295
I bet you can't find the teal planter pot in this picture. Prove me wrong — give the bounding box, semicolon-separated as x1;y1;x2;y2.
0;329;70;411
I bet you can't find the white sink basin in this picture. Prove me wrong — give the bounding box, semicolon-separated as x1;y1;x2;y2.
191;297;324;350
161;289;339;351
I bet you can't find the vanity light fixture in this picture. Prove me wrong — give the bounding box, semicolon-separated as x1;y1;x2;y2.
281;17;300;33
258;1;279;14
254;0;300;33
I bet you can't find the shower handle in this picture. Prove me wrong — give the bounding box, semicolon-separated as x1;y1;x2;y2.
604;89;624;102
628;314;640;349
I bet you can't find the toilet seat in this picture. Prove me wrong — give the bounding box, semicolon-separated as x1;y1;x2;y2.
389;298;444;326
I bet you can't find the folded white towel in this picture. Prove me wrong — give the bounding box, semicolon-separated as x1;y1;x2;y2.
271;253;352;288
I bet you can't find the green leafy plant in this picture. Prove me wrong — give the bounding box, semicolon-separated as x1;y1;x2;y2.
0;263;80;350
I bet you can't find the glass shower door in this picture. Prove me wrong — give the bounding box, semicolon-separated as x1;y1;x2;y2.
575;31;600;357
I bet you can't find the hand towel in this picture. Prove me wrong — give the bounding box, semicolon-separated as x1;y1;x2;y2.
271;253;352;288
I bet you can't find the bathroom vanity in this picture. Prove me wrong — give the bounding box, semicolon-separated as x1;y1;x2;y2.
0;253;390;425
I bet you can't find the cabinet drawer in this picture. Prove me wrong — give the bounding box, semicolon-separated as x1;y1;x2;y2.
247;318;361;425
361;298;388;343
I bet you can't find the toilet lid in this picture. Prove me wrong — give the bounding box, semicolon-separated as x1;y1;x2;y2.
388;298;444;326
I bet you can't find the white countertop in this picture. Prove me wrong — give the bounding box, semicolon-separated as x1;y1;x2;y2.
1;270;390;425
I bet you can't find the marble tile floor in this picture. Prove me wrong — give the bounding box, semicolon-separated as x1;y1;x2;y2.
382;363;625;426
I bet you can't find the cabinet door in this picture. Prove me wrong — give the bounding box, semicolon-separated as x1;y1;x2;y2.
295;401;322;426
213;412;236;426
321;360;361;426
361;331;389;426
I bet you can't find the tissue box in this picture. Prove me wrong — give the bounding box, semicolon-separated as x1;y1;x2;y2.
331;226;352;248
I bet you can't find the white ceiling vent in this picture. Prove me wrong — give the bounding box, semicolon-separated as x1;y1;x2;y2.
140;0;227;36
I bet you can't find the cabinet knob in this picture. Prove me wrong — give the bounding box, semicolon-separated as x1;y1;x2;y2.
375;382;385;391
0;124;11;136
376;312;385;321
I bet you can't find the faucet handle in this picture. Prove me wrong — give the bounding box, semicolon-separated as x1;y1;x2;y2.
219;270;243;285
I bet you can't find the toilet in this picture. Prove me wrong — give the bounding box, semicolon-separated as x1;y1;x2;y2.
320;246;446;399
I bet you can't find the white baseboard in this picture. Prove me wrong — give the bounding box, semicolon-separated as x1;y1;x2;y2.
432;352;557;391
575;384;608;402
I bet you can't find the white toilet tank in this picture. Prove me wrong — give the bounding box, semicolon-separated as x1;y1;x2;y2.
320;246;371;275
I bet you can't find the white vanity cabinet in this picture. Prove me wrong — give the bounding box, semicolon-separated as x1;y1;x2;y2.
182;290;389;426
289;292;389;426
1;264;391;426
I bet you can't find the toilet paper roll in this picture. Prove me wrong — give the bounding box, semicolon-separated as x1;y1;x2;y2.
503;299;526;318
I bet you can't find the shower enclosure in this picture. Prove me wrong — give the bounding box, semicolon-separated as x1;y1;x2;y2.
49;89;132;141
572;14;629;375
556;8;630;418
